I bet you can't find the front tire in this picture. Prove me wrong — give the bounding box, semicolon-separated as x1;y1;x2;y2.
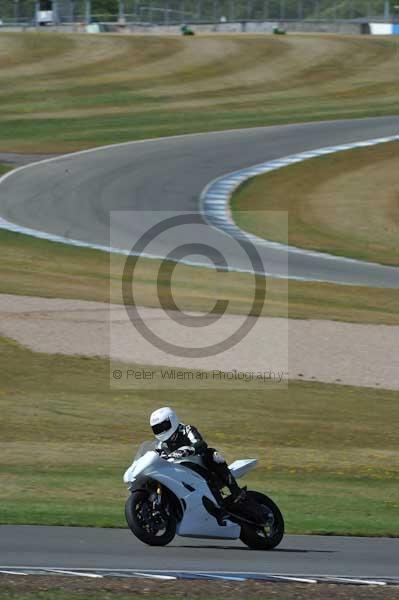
239;491;284;550
125;490;176;546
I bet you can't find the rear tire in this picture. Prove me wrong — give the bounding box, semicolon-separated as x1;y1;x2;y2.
125;490;176;546
239;491;284;550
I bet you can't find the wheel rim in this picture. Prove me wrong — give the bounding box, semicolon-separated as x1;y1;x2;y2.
256;506;278;540
135;498;168;537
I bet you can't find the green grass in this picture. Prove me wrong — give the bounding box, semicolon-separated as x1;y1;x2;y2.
1;335;398;536
0;579;396;600
232;141;399;266
0;163;13;175
0;593;273;600
0;33;398;152
2;228;399;324
0;586;396;600
0;590;290;600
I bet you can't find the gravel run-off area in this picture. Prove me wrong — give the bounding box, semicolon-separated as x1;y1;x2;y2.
1;294;398;390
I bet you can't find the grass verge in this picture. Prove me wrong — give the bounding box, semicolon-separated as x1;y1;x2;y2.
2;577;399;600
0;33;398;153
1;335;398;535
232;141;399;266
0;163;13;175
2;576;399;600
2;229;399;324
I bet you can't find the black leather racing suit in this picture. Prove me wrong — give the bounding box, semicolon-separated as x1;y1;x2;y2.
157;423;241;497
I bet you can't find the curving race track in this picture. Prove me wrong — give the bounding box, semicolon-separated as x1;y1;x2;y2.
1;117;399;286
1;117;399;581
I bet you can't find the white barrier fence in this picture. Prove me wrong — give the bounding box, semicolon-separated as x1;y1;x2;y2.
370;22;399;34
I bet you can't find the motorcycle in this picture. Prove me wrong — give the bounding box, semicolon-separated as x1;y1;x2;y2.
123;441;284;549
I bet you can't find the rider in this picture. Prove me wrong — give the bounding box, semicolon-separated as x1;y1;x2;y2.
150;406;244;502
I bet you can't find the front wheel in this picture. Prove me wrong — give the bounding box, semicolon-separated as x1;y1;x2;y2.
125;490;176;546
239;491;284;550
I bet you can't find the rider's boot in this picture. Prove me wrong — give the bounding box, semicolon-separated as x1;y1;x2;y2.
202;496;227;526
229;486;247;504
226;473;246;504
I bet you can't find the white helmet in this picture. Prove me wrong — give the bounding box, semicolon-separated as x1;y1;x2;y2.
150;407;179;442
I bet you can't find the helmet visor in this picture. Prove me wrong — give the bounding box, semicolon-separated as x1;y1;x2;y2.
152;418;172;436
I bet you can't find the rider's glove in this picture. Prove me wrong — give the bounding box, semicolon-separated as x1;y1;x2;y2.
155;448;169;459
169;450;184;459
170;447;193;459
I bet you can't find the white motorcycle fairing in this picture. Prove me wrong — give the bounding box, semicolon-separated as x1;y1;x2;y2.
123;451;257;540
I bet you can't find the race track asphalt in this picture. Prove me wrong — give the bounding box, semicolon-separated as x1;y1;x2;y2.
1;525;399;579
1;117;399;286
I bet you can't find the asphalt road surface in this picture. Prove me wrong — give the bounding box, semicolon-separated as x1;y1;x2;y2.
1;525;398;580
1;117;399;286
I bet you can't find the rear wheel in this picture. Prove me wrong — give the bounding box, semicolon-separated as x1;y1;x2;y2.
125;490;177;546
239;491;284;550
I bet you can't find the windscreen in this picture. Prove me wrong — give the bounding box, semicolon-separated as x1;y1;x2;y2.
133;440;157;461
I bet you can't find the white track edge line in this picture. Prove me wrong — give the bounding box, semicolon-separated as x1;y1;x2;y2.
0;566;396;581
199;134;399;272
327;577;386;585
45;569;103;578
133;572;177;580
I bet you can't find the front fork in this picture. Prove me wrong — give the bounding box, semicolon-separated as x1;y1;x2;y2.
130;482;178;524
147;484;167;524
152;484;163;510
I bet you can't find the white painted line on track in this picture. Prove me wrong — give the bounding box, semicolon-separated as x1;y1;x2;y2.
133;572;177;581
326;577;386;586
200;135;399;275
194;573;247;581
46;569;103;579
267;575;318;583
0;566;397;585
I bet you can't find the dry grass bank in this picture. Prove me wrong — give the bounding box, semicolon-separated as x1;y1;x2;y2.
233;141;399;265
0;32;398;152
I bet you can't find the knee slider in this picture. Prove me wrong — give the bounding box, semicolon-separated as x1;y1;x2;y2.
213;451;226;464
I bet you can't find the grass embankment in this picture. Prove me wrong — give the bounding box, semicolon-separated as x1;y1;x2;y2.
1;577;399;600
1;335;398;536
232;141;399;266
2;229;399;324
0;32;399;153
0;163;13;175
